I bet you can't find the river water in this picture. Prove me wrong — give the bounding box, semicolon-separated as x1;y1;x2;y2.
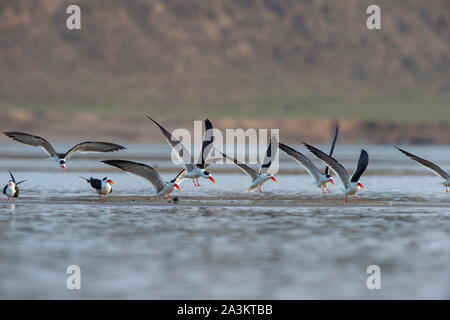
0;143;449;299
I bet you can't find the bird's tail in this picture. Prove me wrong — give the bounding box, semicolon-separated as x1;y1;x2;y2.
78;176;90;183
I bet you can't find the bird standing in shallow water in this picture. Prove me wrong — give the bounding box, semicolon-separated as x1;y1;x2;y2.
3;171;26;202
79;176;115;199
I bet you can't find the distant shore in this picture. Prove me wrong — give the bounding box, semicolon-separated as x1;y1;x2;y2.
0;111;449;144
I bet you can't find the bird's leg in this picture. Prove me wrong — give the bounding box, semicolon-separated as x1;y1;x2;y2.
327;187;331;193
321;186;326;194
344;196;348;204
257;185;262;193
192;179;197;187
446;186;449;193
197;178;201;187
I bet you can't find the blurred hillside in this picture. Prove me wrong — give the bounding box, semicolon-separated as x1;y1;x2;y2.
0;0;449;142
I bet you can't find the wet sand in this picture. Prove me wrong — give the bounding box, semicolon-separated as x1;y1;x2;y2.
9;195;449;209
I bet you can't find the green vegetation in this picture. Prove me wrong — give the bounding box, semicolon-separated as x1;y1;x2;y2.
1;91;449;124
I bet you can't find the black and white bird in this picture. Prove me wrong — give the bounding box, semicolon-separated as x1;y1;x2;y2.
395;147;450;193
147;117;216;187
102;160;182;200
304;143;369;203
220;135;279;192
3;132;126;171
3;171;26;201
279;125;339;193
79;176;115;198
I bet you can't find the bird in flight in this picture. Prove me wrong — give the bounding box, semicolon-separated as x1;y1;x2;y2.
102;160;182;200
147;117;216;187
304;143;369;203
220;135;279;193
3;131;126;171
395;146;450;193
279;124;339;193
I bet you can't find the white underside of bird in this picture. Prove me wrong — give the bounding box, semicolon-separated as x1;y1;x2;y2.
340;182;363;197
5;183;16;198
248;174;274;192
98;182;112;196
155;183;179;199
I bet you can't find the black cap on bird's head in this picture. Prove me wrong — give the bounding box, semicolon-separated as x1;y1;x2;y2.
168;179;181;192
202;170;216;184
102;177;115;185
59;159;67;171
324;174;334;185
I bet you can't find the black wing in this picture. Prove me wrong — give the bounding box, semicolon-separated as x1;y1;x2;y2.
102;159;167;193
395;147;449;179
199;119;215;168
3;131;58;159
259;135;278;174
89;178;102;190
64;142;126;159
350;149;369;182
14;187;19;198
170;169;187;183
9;171;15;183
2;185;6;195
147;116;194;171
325;124;339;175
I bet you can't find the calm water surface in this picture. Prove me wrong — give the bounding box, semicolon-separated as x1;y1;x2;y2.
0;144;449;299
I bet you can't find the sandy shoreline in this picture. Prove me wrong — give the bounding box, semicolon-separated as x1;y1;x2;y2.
4;196;449;209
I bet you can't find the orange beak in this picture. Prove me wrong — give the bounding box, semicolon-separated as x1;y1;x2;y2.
329;178;335;185
107;179;115;185
271;176;278;183
175;183;182;192
208;176;216;184
357;182;365;189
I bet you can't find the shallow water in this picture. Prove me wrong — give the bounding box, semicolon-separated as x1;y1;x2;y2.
0;143;449;299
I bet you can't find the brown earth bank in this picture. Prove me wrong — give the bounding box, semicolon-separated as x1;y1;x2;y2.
0;111;448;144
0;0;449;105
